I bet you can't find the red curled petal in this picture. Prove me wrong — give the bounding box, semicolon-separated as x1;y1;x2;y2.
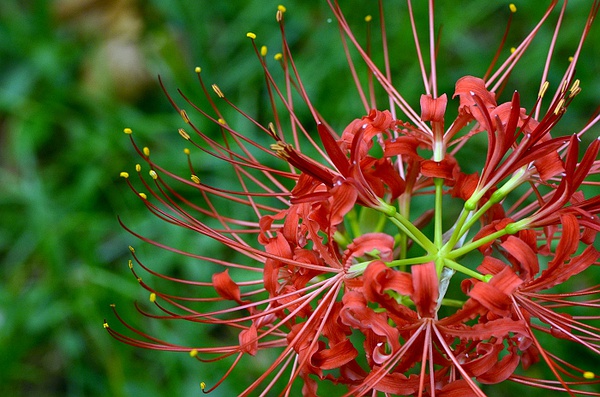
213;269;242;302
238;323;258;355
420;158;456;180
411;262;438;318
310;339;358;370
420;93;448;122
438;379;480;397
453;76;497;125
475;345;520;384
500;235;539;281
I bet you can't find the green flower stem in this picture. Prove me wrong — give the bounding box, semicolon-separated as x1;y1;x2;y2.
442;208;471;253
434;178;445;274
333;230;350;247
397;192;412;265
388;213;437;254
346;208;362;238
443;258;489;282
434;178;444;248
447;223;520;259
440;298;466;308
457;167;528;239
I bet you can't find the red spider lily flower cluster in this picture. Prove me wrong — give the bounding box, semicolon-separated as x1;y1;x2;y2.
106;1;600;396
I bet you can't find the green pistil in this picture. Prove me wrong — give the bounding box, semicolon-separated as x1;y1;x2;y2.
443;258;491;282
448;221;521;259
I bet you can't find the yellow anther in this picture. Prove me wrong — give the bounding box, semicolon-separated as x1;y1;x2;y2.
120;172;129;178
149;292;156;302
584;371;595;379
538;81;549;98
139;192;147;200
267;122;277;138
179;128;190;140
123;128;133;134
218;118;226;125
136;164;141;172
365;15;372;22
195;66;201;73
183;148;191;155
510;47;516;53
553;98;565;115
103;321;109;329
212;84;224;98
271;142;290;158
129;246;135;253
560;79;569;93
509;3;517;13
128;260;133;269
200;382;206;390
191;175;201;184
190;349;198;358
261;45;268;57
274;53;283;61
569;79;581;97
143;147;150;156
278;4;286;12
149;170;158;180
568;56;574;62
246;32;256;39
180;109;190;123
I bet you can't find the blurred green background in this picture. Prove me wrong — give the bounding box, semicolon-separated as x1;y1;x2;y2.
0;1;598;396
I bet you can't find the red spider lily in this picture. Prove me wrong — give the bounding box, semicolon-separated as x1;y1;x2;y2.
106;1;600;396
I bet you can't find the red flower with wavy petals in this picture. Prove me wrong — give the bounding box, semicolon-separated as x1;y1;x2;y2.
106;1;600;396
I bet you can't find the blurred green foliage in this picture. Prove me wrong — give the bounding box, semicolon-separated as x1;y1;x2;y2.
0;1;598;396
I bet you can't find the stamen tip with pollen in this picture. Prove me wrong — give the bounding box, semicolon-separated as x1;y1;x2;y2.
509;3;517;13
584;371;595;379
123;127;132;134
365;15;372;22
138;193;147;200
190;349;198;358
149;170;158;180
212;84;224;98
119;172;129;178
179;128;191;140
277;4;286;13
260;45;268;57
194;66;201;74
246;32;256;39
274;53;283;61
183;148;190;155
180;109;190;123
538;81;549;98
